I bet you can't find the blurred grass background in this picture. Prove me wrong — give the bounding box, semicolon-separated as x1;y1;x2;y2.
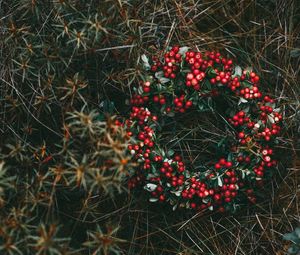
0;0;299;254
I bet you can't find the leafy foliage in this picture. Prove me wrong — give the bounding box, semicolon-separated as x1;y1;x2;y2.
284;228;300;254
126;46;283;213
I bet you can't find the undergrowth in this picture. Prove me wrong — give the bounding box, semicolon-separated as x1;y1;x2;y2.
0;0;299;254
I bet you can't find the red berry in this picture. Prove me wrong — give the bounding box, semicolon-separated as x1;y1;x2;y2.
226;162;232;168
215;163;221;169
238;132;245;139
185;100;193;108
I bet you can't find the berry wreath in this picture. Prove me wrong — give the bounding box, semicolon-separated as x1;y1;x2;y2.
124;46;283;213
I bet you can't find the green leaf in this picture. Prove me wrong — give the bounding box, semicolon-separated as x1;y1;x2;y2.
207;66;217;77
295;228;300;238
217;137;226;148
241;171;246;179
144;183;157;192
166;112;175;117
283;232;298;242
217;176;223;187
227;153;233;162
167;149;175;157
141;54;151;70
159;77;170;84
149;198;159;202
238;97;248;105
288;245;300;254
290;49;300;58
198;104;204;111
102;100;115;114
155;71;164;79
97;113;105;121
203;80;212;90
233;66;242;77
178;46;189;55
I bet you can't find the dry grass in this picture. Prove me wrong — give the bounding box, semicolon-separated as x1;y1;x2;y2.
0;0;299;254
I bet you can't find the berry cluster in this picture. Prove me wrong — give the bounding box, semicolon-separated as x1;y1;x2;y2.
239;85;262;99
161;46;182;79
125;46;283;213
130;94;149;106
258;125;281;141
227;77;241;91
237;71;262;99
173;94;193;113
210;71;232;86
150;56;162;72
186;70;205;90
229;111;251;127
214;158;233;170
206;51;233;70
142;81;151;93
184;51;206;90
153;94;167;105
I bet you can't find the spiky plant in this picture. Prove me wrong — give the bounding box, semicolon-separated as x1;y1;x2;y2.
0;0;139;253
84;225;124;255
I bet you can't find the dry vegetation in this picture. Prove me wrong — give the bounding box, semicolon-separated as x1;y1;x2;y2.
0;0;299;254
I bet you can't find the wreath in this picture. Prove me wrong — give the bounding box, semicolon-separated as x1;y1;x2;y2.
124;46;282;213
